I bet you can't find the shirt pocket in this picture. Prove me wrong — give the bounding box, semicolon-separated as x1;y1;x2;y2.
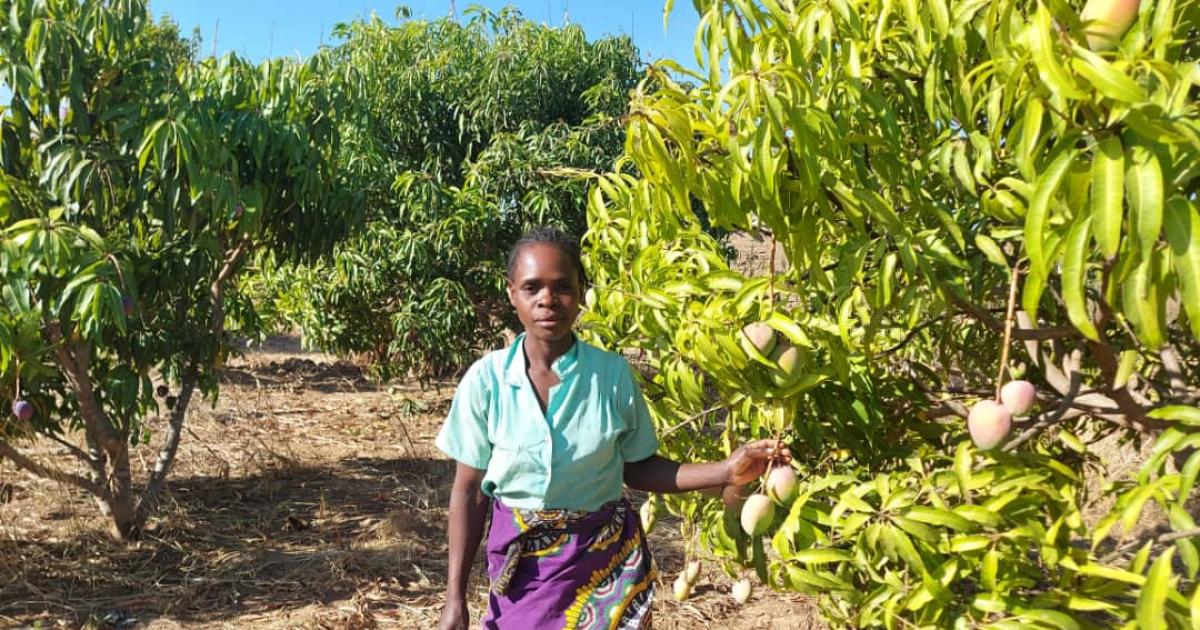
490;430;546;484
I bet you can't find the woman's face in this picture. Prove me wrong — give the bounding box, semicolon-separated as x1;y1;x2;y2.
507;243;582;344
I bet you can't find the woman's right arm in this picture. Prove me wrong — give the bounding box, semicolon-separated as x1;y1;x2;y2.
439;461;490;630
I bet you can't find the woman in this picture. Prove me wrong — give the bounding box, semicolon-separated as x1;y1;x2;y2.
436;227;788;629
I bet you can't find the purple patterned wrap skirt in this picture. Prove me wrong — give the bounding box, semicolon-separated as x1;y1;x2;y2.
482;498;656;629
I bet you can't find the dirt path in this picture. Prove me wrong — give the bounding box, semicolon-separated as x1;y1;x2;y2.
1;337;823;629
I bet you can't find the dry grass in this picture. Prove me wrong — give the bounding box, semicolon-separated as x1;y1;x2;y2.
0;337;822;629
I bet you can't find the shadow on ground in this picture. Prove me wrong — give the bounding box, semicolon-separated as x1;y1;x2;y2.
0;456;455;628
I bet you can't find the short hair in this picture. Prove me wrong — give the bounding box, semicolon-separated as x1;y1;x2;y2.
506;226;587;287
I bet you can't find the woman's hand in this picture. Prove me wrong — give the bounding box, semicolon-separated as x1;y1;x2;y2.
723;439;790;486
437;596;469;630
624;441;791;495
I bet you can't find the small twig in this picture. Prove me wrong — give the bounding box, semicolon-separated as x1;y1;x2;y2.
661;405;727;438
1159;346;1189;397
995;264;1021;401
1101;528;1200;564
1157;529;1200;544
881;315;951;356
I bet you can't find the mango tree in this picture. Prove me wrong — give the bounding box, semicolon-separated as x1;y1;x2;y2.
584;0;1199;625
256;7;640;380
0;0;357;538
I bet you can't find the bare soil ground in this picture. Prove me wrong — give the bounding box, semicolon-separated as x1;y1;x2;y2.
0;336;823;630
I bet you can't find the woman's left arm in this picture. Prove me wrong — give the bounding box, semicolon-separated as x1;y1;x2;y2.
623;439;789;494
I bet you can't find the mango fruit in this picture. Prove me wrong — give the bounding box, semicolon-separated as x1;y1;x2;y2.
739;322;777;359
1000;380;1037;416
766;464;798;505
732;579;753;605
968;400;1012;450
673;573;692;600
639;498;658;535
769;342;805;386
11;400;32;421
1081;0;1140;50
740;493;775;536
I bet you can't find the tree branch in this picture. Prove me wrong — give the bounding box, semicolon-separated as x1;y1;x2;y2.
0;440;102;495
1085;336;1159;431
1156;528;1200;544
1015;313;1156;432
1159;345;1190;398
210;236;252;333
138;363;199;515
41;430;97;469
951;294;1079;340
45;322;124;455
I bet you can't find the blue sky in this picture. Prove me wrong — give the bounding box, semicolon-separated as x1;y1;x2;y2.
149;1;703;69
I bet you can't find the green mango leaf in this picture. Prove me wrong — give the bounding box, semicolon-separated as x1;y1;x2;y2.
1121;482;1159;533
905;506;976;532
1147;405;1200;425
949;535;992;552
1180;450;1200;503
1162;196;1200;339
1071;46;1146;102
752;535;769;583
1077;563;1145;585
1028;7;1088;99
790;548;854;564
1026;147;1079;281
1137;548;1175;630
1122;249;1167;349
1191;585;1200;630
1061;214;1099;340
954;504;1003;528
1016;609;1080;630
975;233;1010;267
1126;139;1163;256
1113;350;1139;389
1090;135;1124;258
1066;595;1118;611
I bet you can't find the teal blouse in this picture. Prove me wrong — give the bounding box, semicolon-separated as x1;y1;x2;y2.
435;334;660;511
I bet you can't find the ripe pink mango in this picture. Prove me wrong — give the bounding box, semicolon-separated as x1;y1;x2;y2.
766;465;798;504
740;493;775;536
968;400;1012;450
732;579;753;604
1000;380;1037;416
739;322;777;359
1081;0;1140;50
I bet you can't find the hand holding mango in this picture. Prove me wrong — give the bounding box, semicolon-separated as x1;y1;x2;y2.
725;440;796;537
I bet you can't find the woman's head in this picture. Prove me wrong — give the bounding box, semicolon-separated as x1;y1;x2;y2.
506;227;585;343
